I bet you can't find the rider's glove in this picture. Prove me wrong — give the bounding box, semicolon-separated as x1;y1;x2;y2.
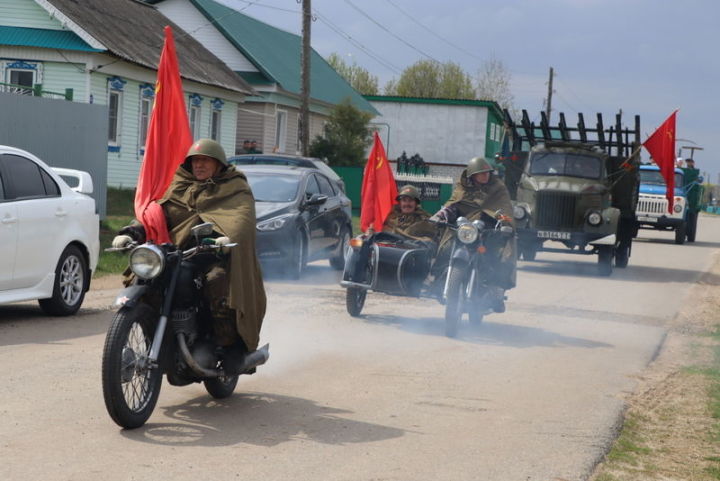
214;236;233;254
111;234;133;249
119;222;146;244
430;207;454;223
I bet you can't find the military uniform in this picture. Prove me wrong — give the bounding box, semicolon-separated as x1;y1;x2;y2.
382;205;437;243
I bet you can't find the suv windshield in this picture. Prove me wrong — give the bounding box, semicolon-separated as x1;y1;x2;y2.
640;169;683;187
245;173;299;202
529;153;603;179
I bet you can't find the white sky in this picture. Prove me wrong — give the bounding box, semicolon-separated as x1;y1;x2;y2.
218;0;720;181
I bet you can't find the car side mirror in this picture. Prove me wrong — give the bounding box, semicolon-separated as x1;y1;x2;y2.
305;193;328;206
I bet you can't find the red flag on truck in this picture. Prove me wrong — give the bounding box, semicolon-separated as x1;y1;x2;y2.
360;132;398;232
642;111;677;213
134;26;192;243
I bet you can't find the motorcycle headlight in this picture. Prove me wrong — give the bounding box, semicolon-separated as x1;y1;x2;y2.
513;205;526;220
457;223;479;244
129;244;165;280
257;214;292;231
587;211;603;226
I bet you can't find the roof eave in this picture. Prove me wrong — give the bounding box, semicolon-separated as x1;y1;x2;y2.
36;0;107;50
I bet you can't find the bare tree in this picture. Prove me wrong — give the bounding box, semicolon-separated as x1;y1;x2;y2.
476;56;516;115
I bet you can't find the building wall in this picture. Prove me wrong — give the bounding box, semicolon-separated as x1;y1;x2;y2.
370;101;494;165
0;0;62;30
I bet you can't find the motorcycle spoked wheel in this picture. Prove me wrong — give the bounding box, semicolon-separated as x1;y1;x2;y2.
204;374;239;399
444;266;467;338
102;303;163;429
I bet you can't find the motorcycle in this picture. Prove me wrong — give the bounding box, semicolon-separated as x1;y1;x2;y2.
101;222;269;429
341;215;514;337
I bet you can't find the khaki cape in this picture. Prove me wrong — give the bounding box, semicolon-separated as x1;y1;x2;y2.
444;170;514;223
158;166;266;351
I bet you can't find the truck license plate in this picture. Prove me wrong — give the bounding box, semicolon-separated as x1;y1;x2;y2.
637;216;655;222
537;230;571;240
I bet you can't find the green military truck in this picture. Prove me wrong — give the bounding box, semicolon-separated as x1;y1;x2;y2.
501;110;641;276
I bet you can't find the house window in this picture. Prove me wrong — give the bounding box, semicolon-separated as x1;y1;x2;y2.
107;77;126;151
3;60;41;95
275;110;287;153
138;84;154;152
189;93;203;140
210;98;224;141
296;114;302;153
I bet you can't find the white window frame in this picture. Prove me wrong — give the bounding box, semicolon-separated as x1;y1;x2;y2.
108;90;122;146
211;109;222;141
138;85;153;152
2;60;42;95
275;109;287;153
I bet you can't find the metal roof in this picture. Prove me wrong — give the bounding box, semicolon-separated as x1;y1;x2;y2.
364;95;503;118
43;0;255;95
188;0;377;114
0;26;103;52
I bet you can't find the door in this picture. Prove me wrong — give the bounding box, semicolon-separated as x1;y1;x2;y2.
302;174;325;258
0;168;18;289
1;154;62;289
314;173;343;251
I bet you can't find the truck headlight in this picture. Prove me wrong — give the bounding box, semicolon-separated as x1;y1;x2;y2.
513;205;527;220
587;211;603;226
673;203;683;213
257;214;292;231
129;244;165;280
457;223;479;244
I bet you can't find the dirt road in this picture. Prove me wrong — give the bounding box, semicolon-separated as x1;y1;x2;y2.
1;217;718;480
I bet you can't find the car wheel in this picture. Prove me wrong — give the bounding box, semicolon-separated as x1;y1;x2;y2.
329;226;351;271
287;233;306;280
39;245;87;316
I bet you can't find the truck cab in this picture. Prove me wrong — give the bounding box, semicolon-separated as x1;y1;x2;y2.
513;142;622;275
635;165;687;244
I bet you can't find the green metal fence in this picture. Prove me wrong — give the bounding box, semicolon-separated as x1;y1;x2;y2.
0;82;73;100
332;166;454;215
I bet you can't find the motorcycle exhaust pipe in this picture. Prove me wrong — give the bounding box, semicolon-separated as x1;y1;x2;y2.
233;343;270;373
176;333;223;378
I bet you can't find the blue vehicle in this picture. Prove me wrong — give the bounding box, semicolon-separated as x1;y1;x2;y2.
635;165;688;244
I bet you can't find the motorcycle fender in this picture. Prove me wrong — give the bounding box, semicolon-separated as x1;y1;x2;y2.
450;245;470;267
113;285;149;308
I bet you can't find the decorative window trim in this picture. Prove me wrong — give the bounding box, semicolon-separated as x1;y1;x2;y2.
139;82;155;99
189;93;203;107
1;60;43;92
211;98;224;110
108;76;126;92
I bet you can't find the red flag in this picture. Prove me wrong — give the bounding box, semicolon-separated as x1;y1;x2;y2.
360;132;398;232
642;111;677;213
134;26;192;243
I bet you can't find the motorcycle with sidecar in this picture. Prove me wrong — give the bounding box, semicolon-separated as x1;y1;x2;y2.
341;214;515;337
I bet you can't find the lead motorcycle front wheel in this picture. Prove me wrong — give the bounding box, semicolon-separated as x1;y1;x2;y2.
444;266;467;338
102;303;163;429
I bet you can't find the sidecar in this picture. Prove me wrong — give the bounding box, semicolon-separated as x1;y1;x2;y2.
340;232;434;316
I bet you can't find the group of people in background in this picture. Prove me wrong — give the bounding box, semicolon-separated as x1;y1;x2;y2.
239;139;262;154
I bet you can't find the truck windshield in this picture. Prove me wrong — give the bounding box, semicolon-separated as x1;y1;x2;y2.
529;153;603;179
640;170;684;187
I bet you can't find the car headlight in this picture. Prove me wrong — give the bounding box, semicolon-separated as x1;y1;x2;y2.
129;244;165;280
257;214;292;231
673;203;683;213
457;223;479;244
587;211;602;226
513;205;526;220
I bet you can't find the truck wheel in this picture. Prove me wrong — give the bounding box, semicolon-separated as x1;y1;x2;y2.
597;246;614;276
674;222;686;245
686;211;697;242
615;242;630;268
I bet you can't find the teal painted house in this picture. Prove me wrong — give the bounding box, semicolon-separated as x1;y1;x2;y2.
0;0;254;187
149;0;377;155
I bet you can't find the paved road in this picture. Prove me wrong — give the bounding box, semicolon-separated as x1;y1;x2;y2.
1;215;719;481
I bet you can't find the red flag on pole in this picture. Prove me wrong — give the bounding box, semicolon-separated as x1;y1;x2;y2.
134;26;192;243
360;132;398;232
642;110;677;213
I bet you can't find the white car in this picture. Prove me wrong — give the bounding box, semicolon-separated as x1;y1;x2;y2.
0;145;99;315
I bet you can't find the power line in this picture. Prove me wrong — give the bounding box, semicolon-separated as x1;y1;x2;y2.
343;0;440;63
384;0;482;62
313;9;403;74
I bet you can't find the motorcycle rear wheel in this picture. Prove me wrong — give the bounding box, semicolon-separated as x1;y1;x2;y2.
444;267;467;338
102;303;163;429
204;375;239;399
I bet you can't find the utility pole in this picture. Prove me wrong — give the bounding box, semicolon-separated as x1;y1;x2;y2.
545;67;554;123
300;0;311;156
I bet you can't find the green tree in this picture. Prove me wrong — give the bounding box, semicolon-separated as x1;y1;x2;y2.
309;98;373;167
383;59;474;99
327;53;379;95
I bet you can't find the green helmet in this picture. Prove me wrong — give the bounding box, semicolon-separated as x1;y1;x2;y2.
396;184;421;203
184;138;228;167
466;156;494;176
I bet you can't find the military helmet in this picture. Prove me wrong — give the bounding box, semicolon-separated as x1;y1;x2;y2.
466;156;494;176
184;138;228;167
396;184;421;203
